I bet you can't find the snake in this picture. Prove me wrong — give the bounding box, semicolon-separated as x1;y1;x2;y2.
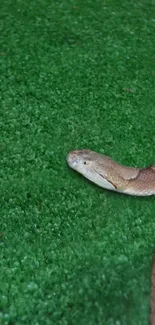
67;149;155;196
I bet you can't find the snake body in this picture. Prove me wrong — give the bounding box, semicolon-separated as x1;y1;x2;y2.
67;149;155;196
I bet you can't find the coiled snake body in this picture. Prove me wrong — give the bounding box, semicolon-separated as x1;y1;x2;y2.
67;149;155;196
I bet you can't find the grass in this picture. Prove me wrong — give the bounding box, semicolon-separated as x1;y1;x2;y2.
0;0;155;324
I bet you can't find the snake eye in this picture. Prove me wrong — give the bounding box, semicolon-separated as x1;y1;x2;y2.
84;161;86;165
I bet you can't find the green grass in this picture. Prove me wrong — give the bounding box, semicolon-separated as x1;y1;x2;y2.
1;0;155;324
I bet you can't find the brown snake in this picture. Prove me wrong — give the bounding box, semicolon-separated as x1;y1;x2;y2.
67;149;155;196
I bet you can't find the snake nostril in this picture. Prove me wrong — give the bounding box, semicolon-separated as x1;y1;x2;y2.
67;153;78;167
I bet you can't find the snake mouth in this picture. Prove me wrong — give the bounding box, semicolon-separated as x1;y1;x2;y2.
93;169;117;189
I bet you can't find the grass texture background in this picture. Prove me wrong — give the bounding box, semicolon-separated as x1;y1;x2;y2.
1;0;155;324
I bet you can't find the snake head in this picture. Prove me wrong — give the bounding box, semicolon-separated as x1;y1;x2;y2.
67;149;116;190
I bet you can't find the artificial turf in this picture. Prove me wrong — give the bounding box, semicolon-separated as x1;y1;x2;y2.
1;0;155;324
